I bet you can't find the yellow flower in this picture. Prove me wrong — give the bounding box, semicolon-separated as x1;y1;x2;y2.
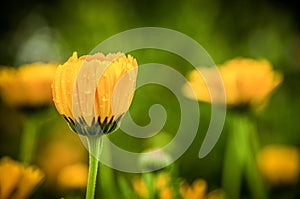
257;145;300;185
57;162;88;190
180;179;207;199
183;58;282;107
180;179;223;199
0;156;44;199
132;172;172;199
37;139;87;188
159;187;173;199
0;63;57;107
0;157;23;199
132;176;148;199
156;172;171;189
52;52;138;136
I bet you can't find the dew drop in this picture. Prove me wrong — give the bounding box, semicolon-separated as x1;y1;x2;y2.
101;96;108;102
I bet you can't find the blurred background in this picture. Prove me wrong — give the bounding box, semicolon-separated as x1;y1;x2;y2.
0;0;299;198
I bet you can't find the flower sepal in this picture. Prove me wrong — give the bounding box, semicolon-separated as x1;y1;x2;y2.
63;114;123;137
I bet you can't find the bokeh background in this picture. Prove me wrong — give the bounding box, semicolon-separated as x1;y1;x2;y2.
0;0;299;198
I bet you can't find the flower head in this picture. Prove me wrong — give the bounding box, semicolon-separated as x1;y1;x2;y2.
0;63;57;108
257;145;300;185
180;179;207;199
0;156;44;199
183;58;282;108
52;52;138;136
180;179;223;199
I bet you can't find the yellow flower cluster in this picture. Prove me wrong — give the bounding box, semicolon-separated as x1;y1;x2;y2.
257;145;300;185
184;58;282;107
0;157;44;199
0;63;57;107
132;173;223;199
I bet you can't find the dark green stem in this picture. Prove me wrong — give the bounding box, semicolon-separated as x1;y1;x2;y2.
19;116;38;164
86;136;102;199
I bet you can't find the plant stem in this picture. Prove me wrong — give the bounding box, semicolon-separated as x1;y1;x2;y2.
222;113;267;199
99;138;119;199
222;114;245;199
86;136;102;199
19;115;38;164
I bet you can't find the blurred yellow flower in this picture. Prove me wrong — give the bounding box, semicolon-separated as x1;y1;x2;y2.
183;58;282;107
57;162;88;190
0;63;57;107
0;156;44;199
37;139;87;188
257;144;300;185
0;157;23;199
52;52;138;136
180;179;223;199
180;179;206;199
132;176;148;199
156;172;171;189
159;187;173;199
132;172;172;199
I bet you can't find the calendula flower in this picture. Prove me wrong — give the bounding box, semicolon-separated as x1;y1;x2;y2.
0;63;57;108
0;156;44;199
52;51;138;199
52;52;138;136
57;162;88;190
257;145;300;185
183;58;282;107
180;179;223;199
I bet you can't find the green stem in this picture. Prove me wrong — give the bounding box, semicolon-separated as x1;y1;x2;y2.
98;137;119;199
222;115;246;199
222;113;267;199
86;136;102;199
244;118;268;199
19;116;38;164
143;172;155;199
